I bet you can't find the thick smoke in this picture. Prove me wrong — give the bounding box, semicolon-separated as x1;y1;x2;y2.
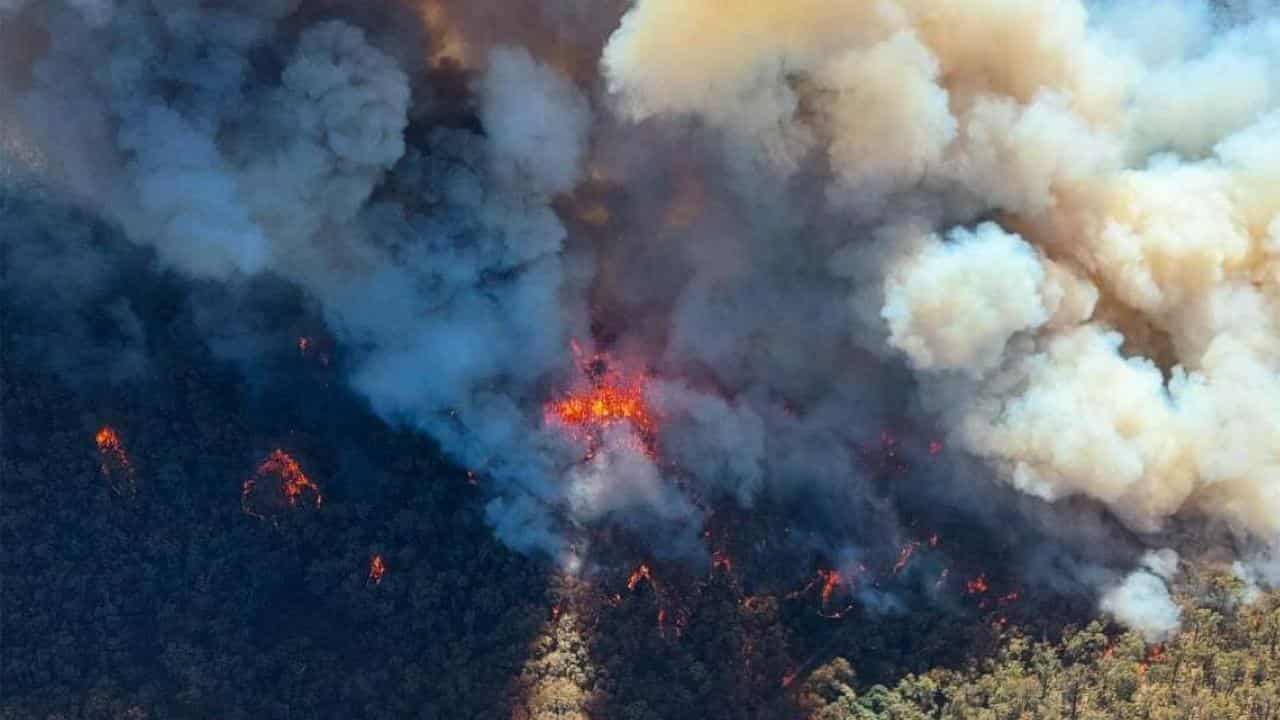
1100;549;1182;642
600;0;1280;624
6;0;1280;639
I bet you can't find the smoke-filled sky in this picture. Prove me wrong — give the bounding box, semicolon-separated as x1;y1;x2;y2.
3;0;1279;641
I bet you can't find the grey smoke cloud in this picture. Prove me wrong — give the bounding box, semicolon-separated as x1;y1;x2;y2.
5;0;1280;639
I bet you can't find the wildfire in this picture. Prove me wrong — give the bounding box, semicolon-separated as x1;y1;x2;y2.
242;449;322;520
259;450;322;508
711;550;734;574
1146;643;1166;663
368;554;386;585
622;563;681;636
892;541;919;575
965;574;990;595
627;563;654;591
819;569;842;606
1137;645;1166;677
545;341;656;456
94;426;135;495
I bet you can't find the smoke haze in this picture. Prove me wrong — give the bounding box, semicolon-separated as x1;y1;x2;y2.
4;0;1279;641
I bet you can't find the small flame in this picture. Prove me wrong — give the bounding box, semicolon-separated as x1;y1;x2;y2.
627;563;653;591
965;574;990;595
258;450;322;508
94;426;135;495
892;541;919;575
368;554;386;585
243;450;322;519
819;569;841;606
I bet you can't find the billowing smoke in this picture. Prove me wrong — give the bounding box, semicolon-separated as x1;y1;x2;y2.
1100;549;1182;642
4;0;1280;639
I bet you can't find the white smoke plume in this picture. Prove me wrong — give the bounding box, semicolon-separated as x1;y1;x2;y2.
5;0;1280;633
1100;550;1182;642
598;0;1280;616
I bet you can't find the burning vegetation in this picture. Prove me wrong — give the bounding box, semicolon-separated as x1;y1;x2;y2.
545;341;656;457
241;450;323;520
368;554;386;585
94;426;135;496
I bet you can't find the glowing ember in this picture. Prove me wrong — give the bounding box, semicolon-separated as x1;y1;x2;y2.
892;541;919;575
258;450;322;508
819;569;841;606
368;554;386;585
965;574;990;595
545;340;656;456
94;426;135;495
627;563;653;591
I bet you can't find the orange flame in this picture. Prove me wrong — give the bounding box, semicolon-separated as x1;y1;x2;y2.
627;563;653;591
545;341;656;456
258;450;322;508
892;541;919;575
368;554;386;585
965;574;990;595
711;550;733;574
819;569;842;607
243;450;322;519
95;426;135;495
